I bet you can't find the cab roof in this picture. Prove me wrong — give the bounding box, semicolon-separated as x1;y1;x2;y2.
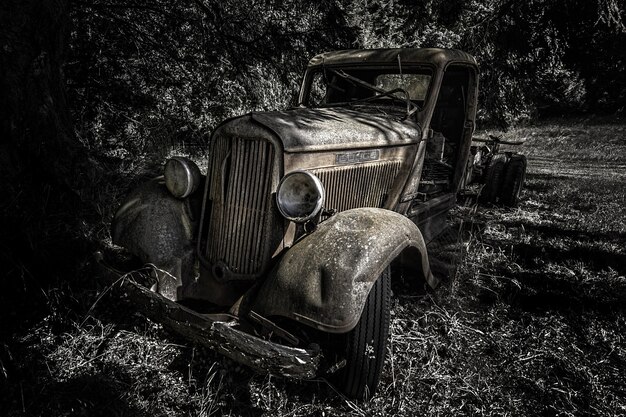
307;48;477;68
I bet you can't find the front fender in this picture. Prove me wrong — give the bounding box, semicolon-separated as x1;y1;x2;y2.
250;207;437;333
111;177;201;300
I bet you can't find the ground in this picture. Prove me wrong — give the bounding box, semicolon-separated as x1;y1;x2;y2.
1;117;625;416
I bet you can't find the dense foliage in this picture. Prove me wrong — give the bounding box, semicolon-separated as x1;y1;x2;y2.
67;0;625;157
67;0;355;158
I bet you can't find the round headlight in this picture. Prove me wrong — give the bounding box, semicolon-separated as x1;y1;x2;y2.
164;157;201;198
276;170;325;223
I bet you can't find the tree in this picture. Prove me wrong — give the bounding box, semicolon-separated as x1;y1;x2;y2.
66;0;356;160
342;0;625;126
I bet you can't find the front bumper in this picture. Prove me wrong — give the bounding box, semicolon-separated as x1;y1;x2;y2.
124;280;322;379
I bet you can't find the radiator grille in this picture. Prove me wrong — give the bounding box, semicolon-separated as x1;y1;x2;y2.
203;136;274;276
312;161;402;212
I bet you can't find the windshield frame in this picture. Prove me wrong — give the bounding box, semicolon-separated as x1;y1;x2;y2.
298;63;436;116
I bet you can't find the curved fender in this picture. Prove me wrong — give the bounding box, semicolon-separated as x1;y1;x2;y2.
111;177;200;301
249;207;437;333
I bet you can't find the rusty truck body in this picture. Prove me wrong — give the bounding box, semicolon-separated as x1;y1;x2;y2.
112;48;526;399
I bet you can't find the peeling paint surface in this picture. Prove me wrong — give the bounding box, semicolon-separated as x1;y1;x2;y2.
112;178;199;301
250;208;434;333
252;107;421;152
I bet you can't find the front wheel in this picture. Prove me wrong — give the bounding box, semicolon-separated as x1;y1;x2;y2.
329;267;391;400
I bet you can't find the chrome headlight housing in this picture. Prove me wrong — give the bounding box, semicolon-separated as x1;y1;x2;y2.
276;170;325;223
164;156;201;198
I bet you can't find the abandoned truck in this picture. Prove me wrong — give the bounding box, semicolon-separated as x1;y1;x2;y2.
111;48;527;399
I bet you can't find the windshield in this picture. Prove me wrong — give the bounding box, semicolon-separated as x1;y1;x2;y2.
306;67;432;109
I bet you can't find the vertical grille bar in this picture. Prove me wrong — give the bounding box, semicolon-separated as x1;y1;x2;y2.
239;141;257;271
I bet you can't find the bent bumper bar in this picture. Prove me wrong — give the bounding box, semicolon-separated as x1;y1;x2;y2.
123;280;322;378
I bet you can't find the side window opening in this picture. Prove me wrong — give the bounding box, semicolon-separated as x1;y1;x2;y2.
419;66;472;197
308;72;327;106
431;67;471;153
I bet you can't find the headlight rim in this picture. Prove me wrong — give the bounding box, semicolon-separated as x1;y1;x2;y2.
276;170;325;223
164;156;201;199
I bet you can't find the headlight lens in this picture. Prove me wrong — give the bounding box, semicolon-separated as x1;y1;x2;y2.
276;170;325;223
164;156;201;198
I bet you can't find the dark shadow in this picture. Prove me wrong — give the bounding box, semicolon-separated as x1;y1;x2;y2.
522;178;553;193
512;243;626;275
467;267;626;316
525;172;580;182
6;370;148;417
426;225;465;284
459;218;626;247
511;269;626;315
497;221;626;242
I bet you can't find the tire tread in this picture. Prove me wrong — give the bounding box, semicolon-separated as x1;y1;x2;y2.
333;267;390;400
479;153;509;204
500;154;527;207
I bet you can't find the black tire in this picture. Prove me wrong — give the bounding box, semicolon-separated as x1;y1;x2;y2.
479;153;509;204
330;267;391;400
499;154;527;207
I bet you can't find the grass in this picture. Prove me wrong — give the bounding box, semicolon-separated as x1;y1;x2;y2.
2;117;626;416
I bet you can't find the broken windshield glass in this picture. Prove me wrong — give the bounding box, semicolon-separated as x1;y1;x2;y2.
307;67;431;118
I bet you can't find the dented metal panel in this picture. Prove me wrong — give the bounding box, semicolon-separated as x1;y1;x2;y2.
124;280;321;378
249;208;436;333
283;145;416;172
111;178;199;301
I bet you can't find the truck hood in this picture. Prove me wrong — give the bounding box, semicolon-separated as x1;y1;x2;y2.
250;106;422;152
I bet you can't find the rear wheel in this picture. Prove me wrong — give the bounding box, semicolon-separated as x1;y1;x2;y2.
329;267;391;400
499;154;527;207
479;153;509;204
